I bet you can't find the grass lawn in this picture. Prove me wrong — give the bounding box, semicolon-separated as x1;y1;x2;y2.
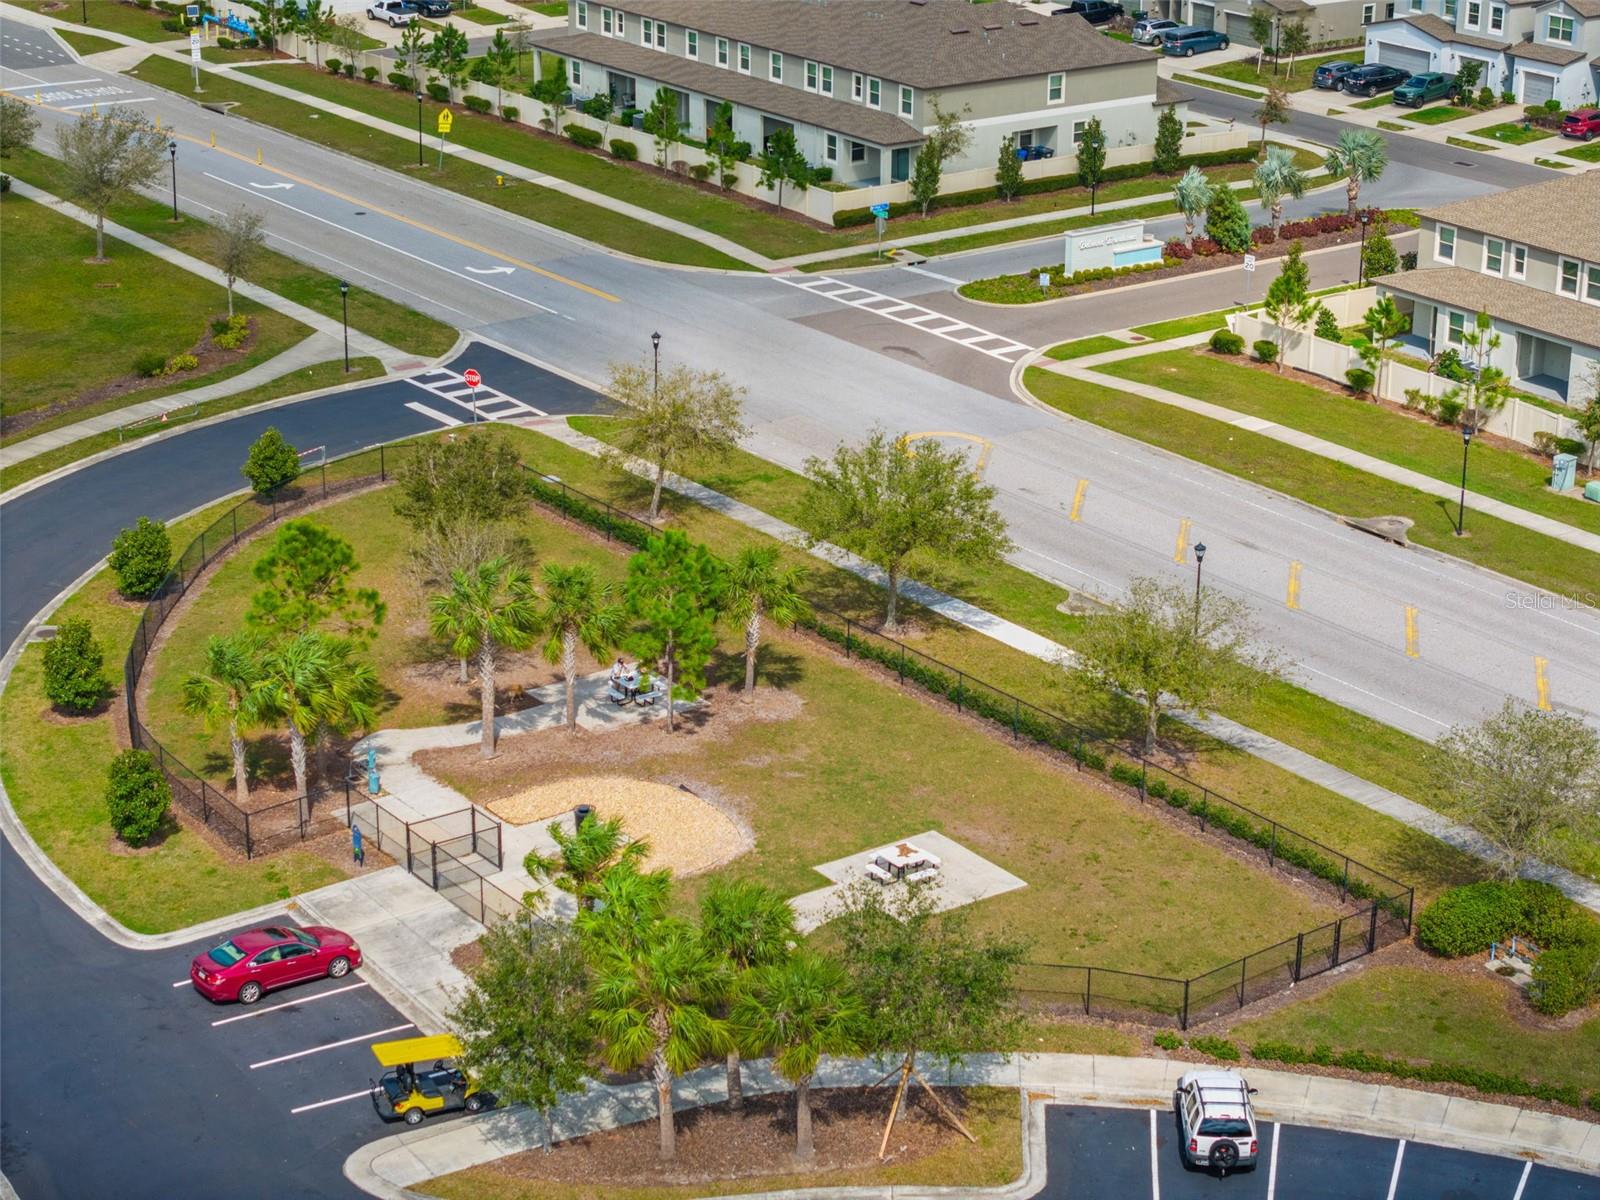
0;192;309;423
1199;53;1355;93
1025;366;1600;612
420;1088;1020;1200
55;28;122;55
128;57;752;271
1476;122;1553;145
6;147;456;359
0;503;346;934
1350;93;1396;109
1557;140;1600;162
1400;105;1473;125
526;1;569;14
1229;965;1600;1098
1130;308;1240;340
1045;335;1132;361
6;0;177;40
1535;156;1576;168
455;4;509;23
1172;73;1261;99
1376;120;1408;132
1445;135;1499;151
0;357;384;495
202;44;278;63
1098;350;1600;538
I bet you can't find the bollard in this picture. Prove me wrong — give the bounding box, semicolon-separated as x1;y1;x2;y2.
210;130;216;148
155;116;162;132
256;147;262;165
34;91;41;104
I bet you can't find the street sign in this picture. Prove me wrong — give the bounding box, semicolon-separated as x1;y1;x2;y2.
186;3;200;22
1242;253;1257;273
437;110;454;135
189;32;201;61
870;202;890;219
463;368;481;388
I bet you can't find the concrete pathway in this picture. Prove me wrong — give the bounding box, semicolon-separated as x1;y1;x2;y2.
345;1050;1600;1198
526;419;1600;915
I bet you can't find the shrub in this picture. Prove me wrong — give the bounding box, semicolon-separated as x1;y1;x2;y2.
811;164;833;183
132;350;167;378
1477;86;1494;108
1204;185;1252;254
160;17;184;32
363;66;379;83
580;93;612;121
1163;238;1193;260
1315;306;1342;341
213;314;250;350
325;58;342;76
1501;91;1516;106
427;82;450;103
608;137;637;160
217;35;235;49
1188;1036;1241;1061
1153;1030;1182;1051
1252;340;1278;364
1416;881;1523;955
242;426;301;495
108;516;171;599
1433;347;1471;382
463;95;492;114
1434;395;1465;426
1531;944;1600;1015
161;353;199;374
1248;1040;1582;1107
1190;236;1222;257
388;71;414;90
720;172;739;189
1250;225;1277;246
1345;367;1374;394
690;162;712;181
501;105;518;122
1209;330;1244;355
1400;250;1418;271
105;750;171;847
565;124;602;148
42;618;109;714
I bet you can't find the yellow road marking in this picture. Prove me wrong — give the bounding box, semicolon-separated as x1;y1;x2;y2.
1404;605;1420;658
1534;656;1551;711
1069;478;1088;523
1173;517;1192;565
900;431;993;475
1286;560;1302;610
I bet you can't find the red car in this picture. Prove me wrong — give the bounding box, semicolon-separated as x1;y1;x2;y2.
1561;109;1600;140
190;925;361;1004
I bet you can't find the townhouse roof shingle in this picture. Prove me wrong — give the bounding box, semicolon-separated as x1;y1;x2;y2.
592;0;1151;89
530;29;926;144
1419;171;1600;262
1505;41;1588;64
1538;0;1600;13
1384;13;1511;49
1375;268;1600;348
1155;76;1185;104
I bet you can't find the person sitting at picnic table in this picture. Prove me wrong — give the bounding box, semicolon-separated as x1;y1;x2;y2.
610;657;627;686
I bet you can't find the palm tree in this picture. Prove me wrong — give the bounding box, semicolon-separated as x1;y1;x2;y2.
700;880;797;1109
181;633;263;804
1253;146;1308;233
1323;129;1388;218
572;860;673;950
732;952;864;1162
723;547;808;702
525;814;651;911
1173;167;1213;249
252;633;378;819
536;563;625;731
588;918;731;1162
428;557;540;759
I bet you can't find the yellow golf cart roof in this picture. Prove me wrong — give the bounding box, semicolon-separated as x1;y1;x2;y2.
370;1033;464;1068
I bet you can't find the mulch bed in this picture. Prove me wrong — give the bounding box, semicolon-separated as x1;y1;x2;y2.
469;1087;982;1189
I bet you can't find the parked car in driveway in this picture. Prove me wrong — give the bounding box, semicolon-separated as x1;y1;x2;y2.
1161;26;1231;55
411;0;454;15
366;0;416;25
1132;17;1181;43
1053;1;1126;24
1311;60;1362;90
1340;63;1410;96
1561;108;1600;139
1175;1070;1260;1175
190;925;361;1004
1392;72;1455;107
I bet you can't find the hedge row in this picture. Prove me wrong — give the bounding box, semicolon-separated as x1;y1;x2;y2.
523;473;651;550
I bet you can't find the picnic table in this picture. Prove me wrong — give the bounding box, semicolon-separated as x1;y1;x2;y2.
864;841;942;885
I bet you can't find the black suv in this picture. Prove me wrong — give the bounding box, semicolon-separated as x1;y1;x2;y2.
1340;63;1410;96
1053;1;1125;25
412;0;454;16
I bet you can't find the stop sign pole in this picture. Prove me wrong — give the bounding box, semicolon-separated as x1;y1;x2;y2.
463;368;481;424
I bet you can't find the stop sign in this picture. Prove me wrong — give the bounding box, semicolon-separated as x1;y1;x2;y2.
463;368;481;388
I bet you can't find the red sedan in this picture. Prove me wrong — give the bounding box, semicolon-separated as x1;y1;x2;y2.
190;925;361;1004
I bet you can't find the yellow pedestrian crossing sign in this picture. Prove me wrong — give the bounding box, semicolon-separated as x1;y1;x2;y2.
436;109;453;135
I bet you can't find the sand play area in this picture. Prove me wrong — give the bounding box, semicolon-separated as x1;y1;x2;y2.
488;775;750;877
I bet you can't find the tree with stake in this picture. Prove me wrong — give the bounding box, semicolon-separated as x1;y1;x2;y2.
623;531;724;733
182;634;264;804
644;86;681;169
331;13;363;74
1173;166;1213;249
0;94;40;157
1262;240;1317;369
1153;104;1183;174
506;21;534;77
251;632;377;810
757;125;808;210
525;815;652;911
701;879;797;1110
394;19;427;89
108;515;171;599
1247;5;1275;70
1073;576;1279;753
1452;59;1482;104
254;0;287;53
733;952;864;1161
537;562;625;730
213;207;264;319
1441;312;1511;421
449;913;592;1153
995;133;1023;201
909;140;943;217
299;0;329;68
909;96;973;216
475;29;517;115
428;557;540;758
427;23;471;103
724;545;808;700
601;359;748;522
1280;21;1310;75
242;426;301;495
1253;145;1306;232
1361;294;1410;401
1254;85;1291;154
706;100;745;188
55;110;166;262
1323;128;1388;217
798;429;1012;632
1077;117;1107;214
246;519;386;644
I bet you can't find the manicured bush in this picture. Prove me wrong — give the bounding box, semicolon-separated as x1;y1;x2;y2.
1345;367;1374;394
1188;1035;1241;1061
463;95;492;114
501;105;518;122
105;750;171;847
1250;225;1277;246
1153;1030;1182;1050
389;71;414;90
1204;186;1252;254
161;353;199;374
1501;91;1516;105
325;58;342;76
689;162;712;181
1434;395;1465;426
1209;330;1244;355
1249;1040;1583;1107
1416;881;1524;956
213;313;250;350
217;35;235;49
580;93;612;121
108;516;171;599
1252;340;1278;364
42;618;108;714
1529;943;1600;1016
426;82;450;103
132;350;167;378
242;426;301;495
363;66;379;83
565;124;602;148
1477;87;1494;108
608;137;637;160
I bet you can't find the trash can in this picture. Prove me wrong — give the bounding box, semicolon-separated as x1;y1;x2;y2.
1552;452;1577;491
574;804;594;831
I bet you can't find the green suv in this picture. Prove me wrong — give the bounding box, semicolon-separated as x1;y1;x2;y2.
1393;72;1456;107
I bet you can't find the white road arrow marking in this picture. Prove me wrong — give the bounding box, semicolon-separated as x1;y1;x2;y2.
464;265;515;276
247;181;295;190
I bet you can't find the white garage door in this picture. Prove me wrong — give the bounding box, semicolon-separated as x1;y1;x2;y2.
1375;43;1431;75
1225;11;1256;43
1458;55;1495;88
1191;2;1215;29
1522;70;1555;103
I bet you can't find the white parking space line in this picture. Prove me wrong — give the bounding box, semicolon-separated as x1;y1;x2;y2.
1266;1122;1279;1200
1385;1139;1406;1200
59;98;148;109
1512;1160;1532;1200
210;980;369;1026
0;78;101;90
776;275;1033;362
290;1089;371;1115
405;400;463;427
250;1023;413;1070
172;979;192;987
1149;1108;1161;1200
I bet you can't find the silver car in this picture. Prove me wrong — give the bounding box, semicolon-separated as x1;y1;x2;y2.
1132;17;1181;43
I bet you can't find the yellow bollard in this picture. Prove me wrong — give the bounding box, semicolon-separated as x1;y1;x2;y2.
210;130;216;148
1535;656;1551;711
155;116;162;132
256;147;263;165
34;90;41;104
91;102;97;116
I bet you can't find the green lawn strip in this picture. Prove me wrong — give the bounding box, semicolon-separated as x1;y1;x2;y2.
1199;53;1354;93
1376;121;1409;132
1398;105;1473;124
1557;140;1600;162
1445;135;1500;151
0;358;384;495
0;191;309;423
418;1088;1019;1200
1130;307;1240;339
5;0;177;40
56;28;122;55
1025;366;1598;606
1476;122;1553;144
127;57;750;271
1045;335;1132;361
527;1;569;15
455;4;510;23
0;501;346;934
1535;156;1576;168
1228;965;1600;1098
202;45;279;63
1171;73;1261;99
1098;350;1600;537
6;146;456;358
1350;93;1397;109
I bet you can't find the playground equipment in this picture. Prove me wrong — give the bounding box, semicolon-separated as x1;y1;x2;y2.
200;9;255;38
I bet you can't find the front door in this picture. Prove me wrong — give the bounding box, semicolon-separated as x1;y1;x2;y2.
891;146;910;182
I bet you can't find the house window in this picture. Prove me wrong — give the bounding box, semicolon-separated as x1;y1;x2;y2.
805;60;818;91
1071;119;1089;145
899;85;913;116
1560;258;1581;294
716;37;729;66
1436;225;1455;262
868;77;881;108
601;6;612;35
1386;2;1395;15
1465;0;1479;26
1447;311;1466;345
850;140;866;162
571;59;583;86
1443;0;1455;18
641;18;662;47
824;132;838;162
738;42;750;73
1510;244;1526;278
852;73;864;101
1548;14;1574;40
1409;0;1421;10
1484;237;1503;274
1047;72;1064;103
820;65;834;95
654;20;665;48
1489;4;1503;30
612;10;624;37
770;51;782;81
685;30;698;58
575;1;587;29
1361;3;1374;23
1587;265;1600;303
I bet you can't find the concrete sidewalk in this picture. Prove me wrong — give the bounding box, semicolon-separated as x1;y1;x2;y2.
344;1051;1600;1197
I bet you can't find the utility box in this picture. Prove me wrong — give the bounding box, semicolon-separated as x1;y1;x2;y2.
1585;480;1600;503
1552;452;1577;491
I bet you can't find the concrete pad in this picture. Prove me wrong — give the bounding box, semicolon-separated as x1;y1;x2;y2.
1579;1124;1600;1171
1509;1109;1595;1157
1250;1067;1313;1110
1437;1096;1522;1143
1090;1056;1170;1096
1012;1055;1096;1090
1298;1076;1382;1121
1372;1084;1452;1129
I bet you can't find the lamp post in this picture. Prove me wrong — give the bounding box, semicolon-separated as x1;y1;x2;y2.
81;0;88;24
1192;542;1207;635
1455;424;1474;536
339;280;350;373
1357;209;1371;286
651;330;661;398
167;139;179;221
415;91;425;167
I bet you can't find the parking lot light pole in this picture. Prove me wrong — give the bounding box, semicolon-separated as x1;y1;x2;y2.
168;140;179;221
339;280;350;372
1455;424;1474;535
651;330;661;398
415;91;424;167
1192;542;1207;635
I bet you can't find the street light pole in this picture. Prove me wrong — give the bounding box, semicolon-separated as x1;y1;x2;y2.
339;280;350;372
651;330;661;398
1455;425;1474;535
168;140;179;221
1192;542;1207;635
415;91;424;167
1357;210;1370;286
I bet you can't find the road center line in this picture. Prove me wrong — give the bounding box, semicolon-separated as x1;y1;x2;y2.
1149;1108;1161;1200
1511;1160;1532;1200
250;1023;413;1069
1385;1139;1406;1200
1266;1122;1279;1200
290;1089;371;1115
210;980;369;1025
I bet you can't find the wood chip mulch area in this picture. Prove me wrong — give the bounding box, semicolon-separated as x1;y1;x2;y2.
468;1087;979;1190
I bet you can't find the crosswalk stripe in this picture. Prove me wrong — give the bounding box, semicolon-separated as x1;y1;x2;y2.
405;401;462;427
777;275;1034;362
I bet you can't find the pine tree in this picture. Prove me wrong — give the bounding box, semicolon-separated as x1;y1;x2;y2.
1204;185;1251;253
1153;105;1183;174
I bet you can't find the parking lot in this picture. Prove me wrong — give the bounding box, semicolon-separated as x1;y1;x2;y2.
1039;1105;1595;1199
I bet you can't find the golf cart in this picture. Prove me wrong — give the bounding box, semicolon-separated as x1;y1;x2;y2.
369;1034;493;1126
